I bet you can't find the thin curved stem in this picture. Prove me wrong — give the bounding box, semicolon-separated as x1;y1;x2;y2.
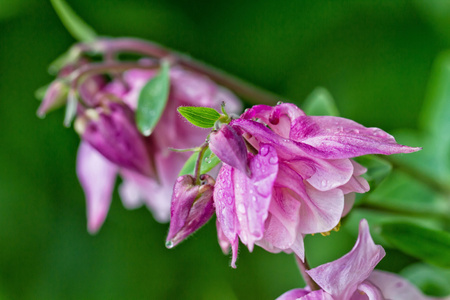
81;38;282;105
295;254;320;291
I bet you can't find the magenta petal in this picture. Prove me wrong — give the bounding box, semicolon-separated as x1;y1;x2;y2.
275;163;343;234
233;144;279;251
352;281;384;300
307;219;385;300
276;288;310;300
217;219;231;255
290;116;421;159
166;175;215;247
81;102;154;177
214;164;239;246
210;124;249;176
298;290;334;300
366;270;433;300
264;187;301;250
76;142;118;234
240;103;305;138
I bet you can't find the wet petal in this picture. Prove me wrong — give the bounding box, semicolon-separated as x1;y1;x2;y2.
307;219;385;300
76;142;118;234
233;144;278;251
299;290;334;300
210;124;249;176
290;116;421;159
166;175;215;247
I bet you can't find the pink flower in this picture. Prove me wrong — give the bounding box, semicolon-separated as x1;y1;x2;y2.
42;65;241;234
210;103;420;267
276;219;438;300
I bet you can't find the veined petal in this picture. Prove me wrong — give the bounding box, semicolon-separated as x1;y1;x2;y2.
299;290;334;300
166;175;215;247
240;103;305;138
276;288;310;300
290;116;421;159
367;270;435;300
275;163;344;234
352;281;384;300
76;142;118;234
307;219;385;300
233;144;278;251
210;124;249;176
214;164;238;245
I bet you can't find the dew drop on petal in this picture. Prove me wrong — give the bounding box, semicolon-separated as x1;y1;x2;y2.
276;101;283;105
237;203;246;213
321;179;327;187
165;240;174;249
260;146;269;156
269;156;278;165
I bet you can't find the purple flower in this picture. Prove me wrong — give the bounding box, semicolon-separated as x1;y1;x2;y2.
276;219;437;300
41;64;241;234
210;103;420;266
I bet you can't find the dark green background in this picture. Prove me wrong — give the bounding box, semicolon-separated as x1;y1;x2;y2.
1;0;449;299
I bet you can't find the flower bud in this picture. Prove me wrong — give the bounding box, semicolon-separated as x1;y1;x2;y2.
166;174;215;248
37;80;69;118
80;101;155;177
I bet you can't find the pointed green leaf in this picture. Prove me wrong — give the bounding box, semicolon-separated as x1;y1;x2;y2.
50;0;97;42
380;221;450;268
354;155;392;185
178;106;221;128
136;61;170;136
178;148;221;176
303;87;340;116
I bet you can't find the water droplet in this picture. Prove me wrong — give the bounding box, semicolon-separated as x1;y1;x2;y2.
142;128;152;136
336;126;343;133
165;240;174;249
260;146;269;156
276;101;284;105
252;196;257;203
269;156;278;164
176;176;184;182
321;179;327;187
237;203;246;213
351;129;360;134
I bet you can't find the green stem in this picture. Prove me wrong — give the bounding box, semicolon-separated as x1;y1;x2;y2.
82;38;282;105
295;254;320;291
194;143;208;184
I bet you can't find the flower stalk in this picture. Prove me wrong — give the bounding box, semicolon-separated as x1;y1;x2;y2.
295;255;321;291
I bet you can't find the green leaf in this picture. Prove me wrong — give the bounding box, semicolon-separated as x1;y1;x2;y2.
354;155;392;185
178;148;221;176
303;87;340;116
136;61;170;136
401;263;450;297
379;221;450;268
50;0;97;42
177;106;221;128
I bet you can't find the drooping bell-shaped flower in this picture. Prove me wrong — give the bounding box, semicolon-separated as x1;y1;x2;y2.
276;220;439;300
40;54;241;233
166;174;215;248
210;103;420;266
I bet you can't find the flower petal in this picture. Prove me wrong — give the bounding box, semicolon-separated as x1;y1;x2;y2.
307;219;385;300
233;144;279;251
299;290;334;300
76;142;118;234
210;124;249;176
366;270;435;300
352;281;384;300
276;288;310;300
290;116;421;159
275;163;344;234
240;103;305;138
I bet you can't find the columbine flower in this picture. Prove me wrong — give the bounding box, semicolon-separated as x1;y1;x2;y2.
276;219;438;300
209;103;420;267
40;63;241;234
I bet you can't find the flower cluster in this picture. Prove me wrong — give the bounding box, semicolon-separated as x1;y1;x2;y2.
167;103;420;267
38;50;241;233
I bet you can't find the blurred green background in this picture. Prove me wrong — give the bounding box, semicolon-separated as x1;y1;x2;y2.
1;0;450;299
